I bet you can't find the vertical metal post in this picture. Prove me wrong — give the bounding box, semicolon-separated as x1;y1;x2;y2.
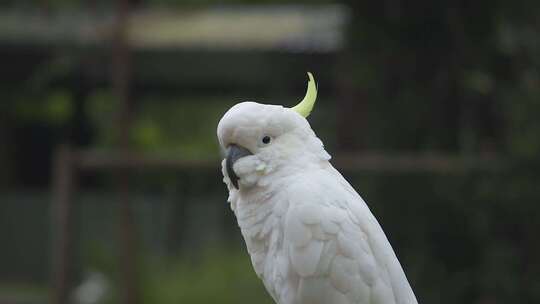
112;0;139;303
51;145;75;304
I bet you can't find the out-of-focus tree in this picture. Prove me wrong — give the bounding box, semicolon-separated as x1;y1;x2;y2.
339;0;540;157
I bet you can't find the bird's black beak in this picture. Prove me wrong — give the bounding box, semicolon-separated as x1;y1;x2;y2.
225;144;253;189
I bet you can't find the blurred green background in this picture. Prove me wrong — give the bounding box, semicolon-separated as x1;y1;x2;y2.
1;0;540;303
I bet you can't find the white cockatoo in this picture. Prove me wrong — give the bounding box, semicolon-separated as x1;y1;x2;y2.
217;73;418;304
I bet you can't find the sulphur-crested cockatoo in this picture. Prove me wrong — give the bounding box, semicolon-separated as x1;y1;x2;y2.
217;73;418;304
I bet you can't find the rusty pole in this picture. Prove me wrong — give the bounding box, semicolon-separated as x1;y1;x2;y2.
51;145;75;304
111;0;139;303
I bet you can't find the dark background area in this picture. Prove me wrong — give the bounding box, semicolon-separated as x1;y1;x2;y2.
0;0;539;303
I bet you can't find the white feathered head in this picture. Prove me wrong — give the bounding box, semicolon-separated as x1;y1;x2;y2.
217;73;330;190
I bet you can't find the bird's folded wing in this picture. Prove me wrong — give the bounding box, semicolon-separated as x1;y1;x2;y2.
282;173;417;304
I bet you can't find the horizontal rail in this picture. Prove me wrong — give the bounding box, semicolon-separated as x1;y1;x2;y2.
71;149;506;173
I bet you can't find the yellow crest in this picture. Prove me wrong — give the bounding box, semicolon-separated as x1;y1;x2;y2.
291;72;317;117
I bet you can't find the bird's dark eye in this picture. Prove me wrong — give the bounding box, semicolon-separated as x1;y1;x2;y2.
262;136;271;144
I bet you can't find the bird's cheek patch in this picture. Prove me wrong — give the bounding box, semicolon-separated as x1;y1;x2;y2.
233;156;256;174
233;156;263;188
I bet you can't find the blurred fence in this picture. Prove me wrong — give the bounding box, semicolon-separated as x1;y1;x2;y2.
0;153;540;303
1;157;540;303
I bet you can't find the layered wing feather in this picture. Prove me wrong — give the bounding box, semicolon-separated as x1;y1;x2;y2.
280;166;417;304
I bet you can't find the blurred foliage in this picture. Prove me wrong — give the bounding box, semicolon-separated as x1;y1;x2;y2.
13;90;74;125
501;70;540;158
1;0;540;303
77;244;272;304
70;190;271;303
0;283;48;303
139;251;273;304
336;0;540;155
86;91;232;159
